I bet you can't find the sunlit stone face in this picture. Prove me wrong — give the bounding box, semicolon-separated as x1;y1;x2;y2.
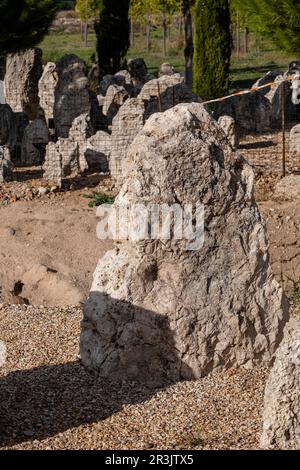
291;74;300;105
288;61;300;105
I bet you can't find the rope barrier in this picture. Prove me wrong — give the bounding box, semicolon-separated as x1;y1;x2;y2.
201;76;294;106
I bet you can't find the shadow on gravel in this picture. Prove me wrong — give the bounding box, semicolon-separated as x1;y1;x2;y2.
0;293;192;447
0;360;174;447
239;140;276;150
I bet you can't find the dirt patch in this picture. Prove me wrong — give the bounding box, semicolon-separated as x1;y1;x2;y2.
0;188;112;306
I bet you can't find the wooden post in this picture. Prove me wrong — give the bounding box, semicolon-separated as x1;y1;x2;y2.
281;81;286;177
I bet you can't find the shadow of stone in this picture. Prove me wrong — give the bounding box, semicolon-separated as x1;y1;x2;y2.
0;294;192;447
239;141;276;150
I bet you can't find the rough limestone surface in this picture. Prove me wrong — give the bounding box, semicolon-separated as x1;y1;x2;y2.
265;74;295;126
127;58;148;91
5;48;43;120
0;145;13;182
261;316;300;449
159;63;175;77
69;112;94;172
289;123;300;158
21;108;49;166
43;141;63;187
215;92;273;134
85;130;110;172
139;74;201;119
38;62;58;124
0;104;16;150
13;112;29;161
53;55;90;138
110;75;201;182
273;175;300;201
218;115;239;149
43;138;79;187
43;112;94;183
102;84;129;124
81;102;288;385
252;71;283;93
109;98;145;180
0;80;5;104
99;74;128;96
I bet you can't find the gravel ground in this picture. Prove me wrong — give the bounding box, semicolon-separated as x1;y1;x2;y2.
0;303;271;450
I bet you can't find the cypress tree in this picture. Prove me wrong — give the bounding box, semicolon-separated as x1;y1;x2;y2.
193;0;231;101
94;0;130;76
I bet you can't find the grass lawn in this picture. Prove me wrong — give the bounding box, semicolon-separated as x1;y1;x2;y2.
38;29;296;94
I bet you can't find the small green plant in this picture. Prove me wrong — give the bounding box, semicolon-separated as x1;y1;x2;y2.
285;275;300;303
82;192;115;208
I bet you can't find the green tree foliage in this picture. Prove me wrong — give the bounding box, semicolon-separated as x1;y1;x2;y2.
152;0;181;55
0;0;58;55
94;0;130;75
130;0;181;55
193;0;231;100
75;0;98;46
56;0;76;9
232;0;300;53
75;0;97;21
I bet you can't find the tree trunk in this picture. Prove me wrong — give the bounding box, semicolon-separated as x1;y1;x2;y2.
236;11;240;58
130;17;134;48
146;13;151;52
244;27;249;54
179;15;183;36
182;0;193;90
163;15;167;57
81;20;84;42
84;20;88;47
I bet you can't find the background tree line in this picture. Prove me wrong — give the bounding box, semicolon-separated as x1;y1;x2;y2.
1;0;300;101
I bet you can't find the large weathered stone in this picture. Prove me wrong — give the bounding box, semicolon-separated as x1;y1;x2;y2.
139;74;201;119
215;92;274;134
81;102;288;385
43;112;94;183
85;130;110;172
289;123;300;159
159;63;175;77
110;75;201;182
0;104;16;149
0;145;13;182
109;98;145;180
127;58;148;91
4;48;43;120
261;316;300;449
53;55;90;138
43;141;63;187
38;62;58;124
43;138;79;187
103;84;129;124
252;70;283;93
21;108;49;166
13;112;29;162
218;115;239;149
0;80;5;104
99;73;127;96
69;112;94;172
265;75;296;127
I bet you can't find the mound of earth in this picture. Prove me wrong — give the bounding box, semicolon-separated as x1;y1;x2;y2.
0;190;112;306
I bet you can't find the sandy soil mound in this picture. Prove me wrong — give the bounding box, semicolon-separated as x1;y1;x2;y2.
0;191;112;306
